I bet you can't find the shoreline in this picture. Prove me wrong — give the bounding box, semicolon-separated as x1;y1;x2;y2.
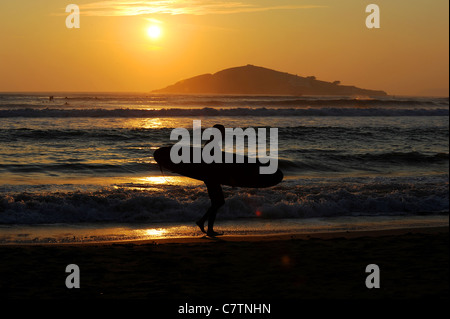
1;214;447;246
46;225;450;246
132;225;449;245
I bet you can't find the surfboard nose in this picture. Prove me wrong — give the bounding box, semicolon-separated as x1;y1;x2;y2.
153;147;164;164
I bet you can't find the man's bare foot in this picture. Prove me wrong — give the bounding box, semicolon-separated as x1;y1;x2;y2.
206;230;223;237
196;220;206;233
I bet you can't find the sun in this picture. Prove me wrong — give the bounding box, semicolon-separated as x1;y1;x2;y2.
147;25;162;40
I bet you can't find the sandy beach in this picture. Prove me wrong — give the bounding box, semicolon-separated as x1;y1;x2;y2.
1;226;448;300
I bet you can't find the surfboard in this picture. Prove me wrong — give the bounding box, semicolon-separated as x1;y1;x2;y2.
153;146;283;188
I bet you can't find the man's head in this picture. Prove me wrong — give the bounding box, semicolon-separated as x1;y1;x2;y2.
213;124;225;137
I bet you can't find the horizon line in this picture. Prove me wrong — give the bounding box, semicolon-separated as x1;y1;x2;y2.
1;91;449;98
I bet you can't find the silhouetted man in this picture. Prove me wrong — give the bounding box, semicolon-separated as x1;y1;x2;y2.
196;124;226;237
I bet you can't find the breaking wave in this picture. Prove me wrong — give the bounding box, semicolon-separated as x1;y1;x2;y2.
0;176;447;225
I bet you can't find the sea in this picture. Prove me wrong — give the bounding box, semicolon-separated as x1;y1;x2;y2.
0;93;448;244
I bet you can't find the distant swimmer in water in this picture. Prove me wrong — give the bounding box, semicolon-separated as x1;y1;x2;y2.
49;96;54;101
196;124;226;237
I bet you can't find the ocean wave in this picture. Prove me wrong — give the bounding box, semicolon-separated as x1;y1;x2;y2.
0;150;445;177
281;151;449;165
0;177;447;224
1;95;448;108
2;126;447;142
0;162;157;174
0;107;448;118
274;152;449;174
237;97;449;108
141;97;450;108
0;127;173;141
0;149;446;176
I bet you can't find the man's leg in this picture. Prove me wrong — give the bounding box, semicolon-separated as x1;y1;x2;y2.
196;182;224;234
206;182;224;235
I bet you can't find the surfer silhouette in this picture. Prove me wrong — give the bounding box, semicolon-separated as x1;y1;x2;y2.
153;123;283;237
196;124;226;237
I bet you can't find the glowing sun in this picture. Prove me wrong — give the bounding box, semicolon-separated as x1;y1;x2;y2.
147;25;162;40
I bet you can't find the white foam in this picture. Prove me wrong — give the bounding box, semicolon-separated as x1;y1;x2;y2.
0;175;447;225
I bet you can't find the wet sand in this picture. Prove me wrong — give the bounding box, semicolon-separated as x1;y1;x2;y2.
0;227;448;300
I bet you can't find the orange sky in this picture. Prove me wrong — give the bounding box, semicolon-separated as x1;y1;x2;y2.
0;0;448;96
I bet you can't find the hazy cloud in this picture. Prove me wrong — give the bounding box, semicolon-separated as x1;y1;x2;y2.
79;0;326;16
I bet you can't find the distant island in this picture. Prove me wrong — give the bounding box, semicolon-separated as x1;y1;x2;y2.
153;65;388;96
